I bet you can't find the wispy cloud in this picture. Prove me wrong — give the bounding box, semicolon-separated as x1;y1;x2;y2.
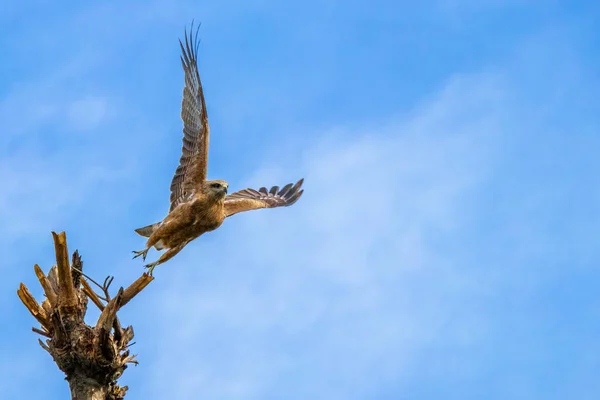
3;1;600;399
127;20;600;396
135;71;509;399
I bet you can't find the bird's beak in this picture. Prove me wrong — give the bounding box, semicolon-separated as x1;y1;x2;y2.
224;187;228;194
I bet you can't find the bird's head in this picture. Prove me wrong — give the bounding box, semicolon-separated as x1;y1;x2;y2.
204;179;229;199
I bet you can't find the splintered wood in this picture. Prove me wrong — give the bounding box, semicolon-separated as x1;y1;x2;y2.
16;232;154;400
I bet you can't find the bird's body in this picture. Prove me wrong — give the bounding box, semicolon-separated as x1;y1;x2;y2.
133;24;304;275
133;180;230;271
148;185;227;249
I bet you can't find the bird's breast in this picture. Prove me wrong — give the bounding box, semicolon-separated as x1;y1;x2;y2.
192;201;225;232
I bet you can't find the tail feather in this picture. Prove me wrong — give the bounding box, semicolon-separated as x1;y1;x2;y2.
134;222;159;238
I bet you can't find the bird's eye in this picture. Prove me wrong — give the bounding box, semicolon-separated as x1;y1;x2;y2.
211;183;221;188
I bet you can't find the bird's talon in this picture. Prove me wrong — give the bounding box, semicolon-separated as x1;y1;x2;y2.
132;249;149;261
144;263;157;276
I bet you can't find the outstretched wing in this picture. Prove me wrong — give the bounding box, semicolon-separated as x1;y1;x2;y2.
224;179;304;217
169;23;210;212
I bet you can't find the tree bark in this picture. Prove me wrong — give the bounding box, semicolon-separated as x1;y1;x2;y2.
69;377;107;400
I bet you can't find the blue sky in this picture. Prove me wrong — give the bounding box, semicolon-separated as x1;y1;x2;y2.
2;0;600;398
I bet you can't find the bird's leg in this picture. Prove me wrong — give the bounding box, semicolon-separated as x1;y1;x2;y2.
133;234;162;261
144;261;159;276
142;243;186;276
132;248;149;261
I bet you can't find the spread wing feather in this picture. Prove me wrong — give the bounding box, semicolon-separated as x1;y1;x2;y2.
224;179;304;217
169;23;210;212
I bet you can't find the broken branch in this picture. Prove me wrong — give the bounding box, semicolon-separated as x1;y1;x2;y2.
34;264;58;307
96;288;123;331
17;283;49;329
81;278;106;311
32;327;51;338
120;274;153;308
52;231;77;308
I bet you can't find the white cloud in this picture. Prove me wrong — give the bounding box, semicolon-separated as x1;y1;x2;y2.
0;152;126;239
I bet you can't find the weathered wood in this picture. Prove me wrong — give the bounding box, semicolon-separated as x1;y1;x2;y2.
38;338;51;352
32;327;51;338
69;380;107;400
71;250;83;288
17;232;154;400
52;231;78;309
96;288;123;331
17;283;49;329
121;274;153;308
47;265;60;295
34;264;58;306
81;278;105;311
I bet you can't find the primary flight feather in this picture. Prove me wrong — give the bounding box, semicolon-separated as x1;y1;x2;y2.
133;24;304;275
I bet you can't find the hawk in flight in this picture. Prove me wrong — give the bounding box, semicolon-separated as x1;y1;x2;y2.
133;25;304;275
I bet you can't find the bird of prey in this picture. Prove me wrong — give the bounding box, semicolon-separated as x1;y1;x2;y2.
132;25;304;275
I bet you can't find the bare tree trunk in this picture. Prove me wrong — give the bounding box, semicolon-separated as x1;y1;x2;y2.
17;232;154;399
69;377;107;400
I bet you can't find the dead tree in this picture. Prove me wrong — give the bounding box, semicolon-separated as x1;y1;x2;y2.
17;232;154;400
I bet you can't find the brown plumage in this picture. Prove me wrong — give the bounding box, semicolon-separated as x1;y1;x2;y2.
133;24;304;275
